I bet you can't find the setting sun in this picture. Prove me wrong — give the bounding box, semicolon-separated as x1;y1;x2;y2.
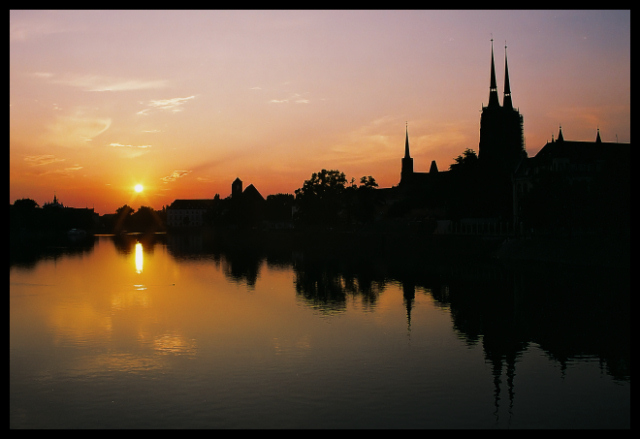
134;184;144;193
9;10;630;216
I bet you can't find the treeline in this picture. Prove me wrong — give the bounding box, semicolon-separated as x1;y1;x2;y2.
103;205;167;234
10;199;96;235
11;143;629;237
199;170;381;230
212;170;383;230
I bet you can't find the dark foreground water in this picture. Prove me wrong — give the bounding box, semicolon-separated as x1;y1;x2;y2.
10;232;629;429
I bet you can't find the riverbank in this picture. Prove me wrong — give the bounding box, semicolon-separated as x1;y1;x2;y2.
166;225;630;268
494;233;630;269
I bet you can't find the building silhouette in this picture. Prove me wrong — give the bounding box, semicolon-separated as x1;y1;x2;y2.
513;126;630;232
167;177;265;228
11;193;98;234
166;199;215;228
399;41;525;190
392;41;527;223
390;40;629;234
478;41;526;172
162;40;629;235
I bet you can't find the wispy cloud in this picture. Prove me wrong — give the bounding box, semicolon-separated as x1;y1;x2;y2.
31;72;168;92
161;170;191;183
32;164;84;177
22;154;84;177
269;92;310;104
43;165;84;176
30;72;54;79
24;154;65;166
46;114;111;146
64;75;168;92
109;143;152;149
109;143;152;159
142;96;197;113
10;14;76;42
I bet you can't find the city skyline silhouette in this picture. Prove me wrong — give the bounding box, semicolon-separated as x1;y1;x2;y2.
10;12;630;430
10;11;629;215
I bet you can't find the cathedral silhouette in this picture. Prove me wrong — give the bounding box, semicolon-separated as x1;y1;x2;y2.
164;40;629;235
390;39;629;232
478;42;526;171
400;40;525;188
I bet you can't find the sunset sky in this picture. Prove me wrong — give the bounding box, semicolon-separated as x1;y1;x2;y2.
10;10;630;215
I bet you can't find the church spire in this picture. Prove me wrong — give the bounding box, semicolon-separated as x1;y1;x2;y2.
404;122;410;158
400;122;414;185
596;128;602;143
503;43;513;109
488;39;501;108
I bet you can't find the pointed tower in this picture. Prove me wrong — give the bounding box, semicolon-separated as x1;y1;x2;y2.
596;128;602;143
400;123;413;185
488;39;501;108
503;43;513;110
479;40;525;172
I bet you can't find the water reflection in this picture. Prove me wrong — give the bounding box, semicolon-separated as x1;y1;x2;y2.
153;332;197;357
135;242;143;273
161;230;629;383
9;232;94;268
10;231;629;428
10;231;630;384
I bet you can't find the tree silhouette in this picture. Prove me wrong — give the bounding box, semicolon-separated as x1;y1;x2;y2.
112;204;134;233
265;193;295;222
130;206;164;232
359;175;378;189
10;198;42;231
294;169;348;226
12;198;39;210
449;148;478;172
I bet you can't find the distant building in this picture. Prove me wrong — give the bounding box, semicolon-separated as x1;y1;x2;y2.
42;193;64;209
231;177;265;204
39;193;98;231
166;199;215;228
388;39;630;234
513;127;630;231
166;178;265;228
232;177;243;199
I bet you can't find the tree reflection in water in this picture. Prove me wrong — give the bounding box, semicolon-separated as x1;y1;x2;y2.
14;229;627;385
163;229;629;384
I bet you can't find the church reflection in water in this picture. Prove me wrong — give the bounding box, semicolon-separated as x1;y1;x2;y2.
162;230;629;385
13;230;628;419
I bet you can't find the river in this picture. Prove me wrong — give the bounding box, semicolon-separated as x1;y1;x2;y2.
10;232;629;429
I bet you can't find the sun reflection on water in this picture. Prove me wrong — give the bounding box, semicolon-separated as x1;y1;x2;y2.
135;242;143;273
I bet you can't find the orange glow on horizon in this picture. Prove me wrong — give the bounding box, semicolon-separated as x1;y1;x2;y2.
10;11;630;215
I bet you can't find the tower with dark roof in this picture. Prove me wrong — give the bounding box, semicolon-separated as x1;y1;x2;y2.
232;177;243;199
478;40;526;173
487;40;501;109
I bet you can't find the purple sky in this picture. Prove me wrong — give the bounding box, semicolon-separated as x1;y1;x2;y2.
10;10;630;214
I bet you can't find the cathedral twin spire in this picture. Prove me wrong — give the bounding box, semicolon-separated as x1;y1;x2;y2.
488;39;513;110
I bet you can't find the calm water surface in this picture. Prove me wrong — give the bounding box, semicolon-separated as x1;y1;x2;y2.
10;233;629;429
